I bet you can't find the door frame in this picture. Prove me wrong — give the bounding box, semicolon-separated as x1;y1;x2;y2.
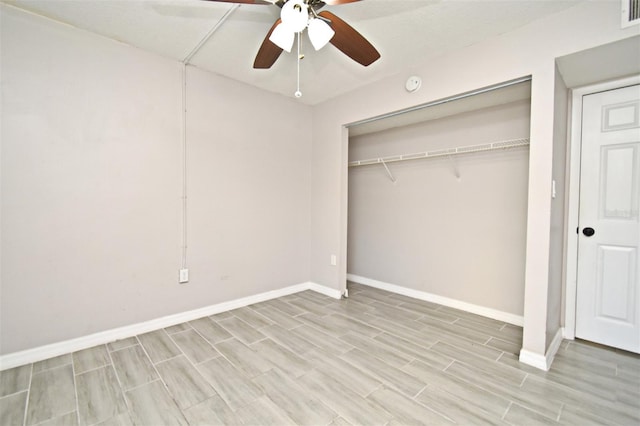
564;74;640;340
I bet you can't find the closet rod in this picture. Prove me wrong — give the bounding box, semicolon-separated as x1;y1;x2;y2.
348;137;529;167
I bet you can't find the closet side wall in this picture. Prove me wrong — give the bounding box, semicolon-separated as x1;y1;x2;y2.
546;66;569;346
348;101;530;316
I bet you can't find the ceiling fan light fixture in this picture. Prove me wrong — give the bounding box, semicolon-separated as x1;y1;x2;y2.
280;0;309;33
308;18;335;50
269;22;295;52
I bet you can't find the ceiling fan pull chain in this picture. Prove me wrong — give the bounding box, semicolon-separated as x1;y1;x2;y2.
295;31;302;98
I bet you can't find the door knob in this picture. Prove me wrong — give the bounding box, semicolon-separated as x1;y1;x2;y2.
582;227;595;237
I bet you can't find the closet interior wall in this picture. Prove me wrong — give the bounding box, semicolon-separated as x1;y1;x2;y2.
348;99;531;317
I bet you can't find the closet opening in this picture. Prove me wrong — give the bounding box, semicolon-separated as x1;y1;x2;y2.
346;79;532;326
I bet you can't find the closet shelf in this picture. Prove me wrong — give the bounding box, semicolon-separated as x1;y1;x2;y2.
348;137;530;167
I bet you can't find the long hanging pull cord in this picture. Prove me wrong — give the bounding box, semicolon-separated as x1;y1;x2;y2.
295;31;302;98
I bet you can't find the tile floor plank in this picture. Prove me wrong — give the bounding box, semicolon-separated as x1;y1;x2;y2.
445;360;561;420
182;394;242;426
164;323;192;334
171;329;220;364
229;307;273;329
137;329;181;364
504;403;558;425
125;380;188;426
189;317;232;345
306;349;383;398
252;306;302;330
110;345;158;390
0;364;31;397
327;417;352;426
106;337;139;353
94;411;133;426
251;339;310;378
196;356;263;411
261;298;305;317
415;386;508;425
235;396;298;426
215;338;273;378
325;313;382;338
252;368;337;425
36;411;79;426
375;332;452;370
369;301;423;322
418;315;493;344
33;354;72;374
73;345;111;374
295;290;336;306
290;324;354;355
259;324;319;354
339;333;412;369
297;313;346;337
521;373;640;425
217;316;266;345
404;359;511;418
364;315;439;349
0;390;28;426
155;356;215;410
208;310;234;321
298;369;393;426
76;365;127;426
368;387;454;425
340;348;426;397
26;364;76;426
287;298;331;317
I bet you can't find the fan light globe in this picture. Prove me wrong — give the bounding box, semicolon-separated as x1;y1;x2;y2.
269;23;295;52
281;0;309;33
308;18;335;50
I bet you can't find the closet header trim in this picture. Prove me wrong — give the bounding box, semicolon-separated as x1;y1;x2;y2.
346;76;532;129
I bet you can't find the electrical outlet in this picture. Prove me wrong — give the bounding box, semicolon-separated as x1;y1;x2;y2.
331;254;337;266
179;268;189;284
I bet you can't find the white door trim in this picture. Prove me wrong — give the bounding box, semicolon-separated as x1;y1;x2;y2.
564;75;640;340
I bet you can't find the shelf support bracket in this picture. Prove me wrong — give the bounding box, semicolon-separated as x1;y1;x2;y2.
447;155;461;179
381;159;396;183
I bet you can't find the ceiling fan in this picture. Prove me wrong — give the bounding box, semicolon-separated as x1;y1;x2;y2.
203;0;380;69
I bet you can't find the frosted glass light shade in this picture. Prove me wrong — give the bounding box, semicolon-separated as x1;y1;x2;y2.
281;0;309;33
308;18;335;50
269;23;295;52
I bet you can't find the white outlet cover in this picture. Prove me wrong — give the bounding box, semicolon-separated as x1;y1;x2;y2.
179;268;189;283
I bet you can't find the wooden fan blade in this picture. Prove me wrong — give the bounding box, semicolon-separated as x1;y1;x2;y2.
323;0;362;4
254;19;284;69
319;10;380;67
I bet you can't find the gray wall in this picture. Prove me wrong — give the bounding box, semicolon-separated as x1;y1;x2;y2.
546;65;569;347
0;7;312;354
348;101;530;316
348;100;530;315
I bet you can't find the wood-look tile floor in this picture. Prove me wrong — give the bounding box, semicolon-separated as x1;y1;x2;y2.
1;283;639;425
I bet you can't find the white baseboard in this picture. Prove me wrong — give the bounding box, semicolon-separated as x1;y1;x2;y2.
307;282;343;299
519;327;564;371
0;281;336;371
347;274;524;326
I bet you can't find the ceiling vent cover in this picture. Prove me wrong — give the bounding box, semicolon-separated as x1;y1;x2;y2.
622;0;640;27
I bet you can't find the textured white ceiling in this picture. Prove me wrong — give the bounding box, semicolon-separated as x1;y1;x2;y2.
3;0;584;105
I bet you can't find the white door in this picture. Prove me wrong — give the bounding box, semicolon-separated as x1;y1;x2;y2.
576;84;640;353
